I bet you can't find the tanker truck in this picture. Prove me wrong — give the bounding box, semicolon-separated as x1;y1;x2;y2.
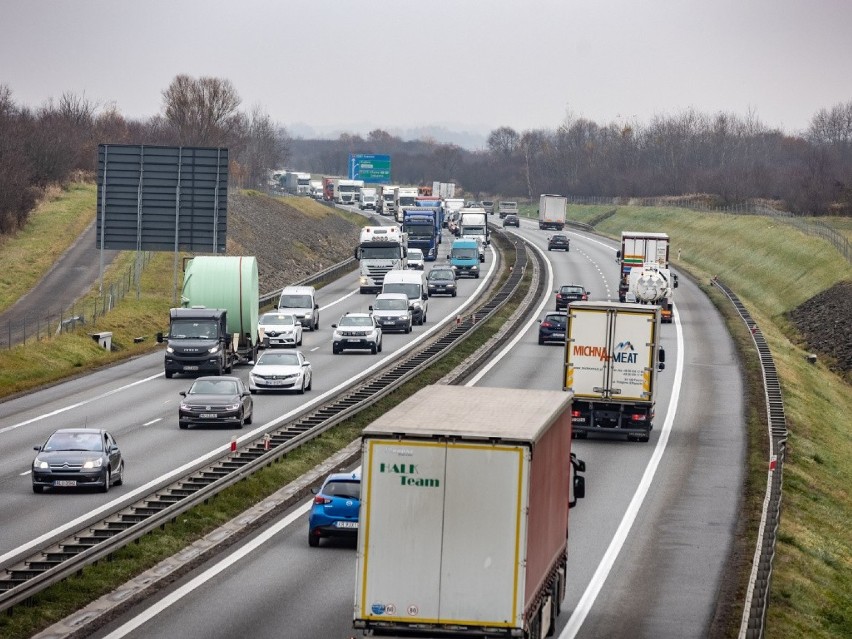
627;262;678;323
158;256;260;378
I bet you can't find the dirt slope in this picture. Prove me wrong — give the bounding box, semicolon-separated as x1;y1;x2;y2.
788;281;852;380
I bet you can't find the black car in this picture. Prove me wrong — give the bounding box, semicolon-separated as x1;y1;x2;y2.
32;428;125;493
427;267;458;297
502;214;520;228
538;312;568;344
178;376;254;429
547;234;570;251
555;284;589;310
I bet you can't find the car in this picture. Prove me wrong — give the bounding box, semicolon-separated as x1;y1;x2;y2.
331;312;382;354
249;349;312;394
555;284;589;310
407;247;425;270
308;469;361;547
427;267;458;297
547;234;570;251
178;376;253;429
382;270;428;325
538;311;568;345
277;285;319;331
258;312;302;348
502;214;520;228
32;428;124;493
547;233;571;251
370;292;413;333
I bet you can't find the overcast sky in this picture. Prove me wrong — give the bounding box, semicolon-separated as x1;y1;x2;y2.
3;0;851;142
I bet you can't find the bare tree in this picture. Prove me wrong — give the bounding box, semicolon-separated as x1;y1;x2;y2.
162;75;241;146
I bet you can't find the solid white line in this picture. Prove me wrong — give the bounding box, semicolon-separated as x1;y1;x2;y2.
19;470;31;476
142;419;161;427
560;303;685;638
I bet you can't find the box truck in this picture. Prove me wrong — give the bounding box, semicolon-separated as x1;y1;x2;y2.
354;385;585;639
394;186;419;222
538;195;566;230
563;301;665;442
158;256;259;378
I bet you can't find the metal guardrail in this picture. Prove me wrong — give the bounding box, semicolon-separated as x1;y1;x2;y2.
258;256;357;307
0;230;536;613
711;278;788;639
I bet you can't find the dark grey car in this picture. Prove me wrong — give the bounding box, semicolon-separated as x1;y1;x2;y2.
32;428;124;493
178;376;254;429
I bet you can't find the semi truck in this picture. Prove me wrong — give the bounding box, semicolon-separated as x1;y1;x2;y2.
402;207;440;260
334;178;364;205
394;186;419;222
158;256;260;378
627;262;678;323
616;232;673;314
354;225;408;293
377;185;399;216
353;385;585;639
459;208;489;246
414;196;445;238
285;171;311;195
309;180;323;199
563;301;666;442
538;194;566;230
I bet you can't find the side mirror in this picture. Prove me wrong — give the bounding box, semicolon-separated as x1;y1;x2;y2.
179;391;187;397
571;476;586;506
314;303;319;309
616;250;622;259
302;361;310;367
331;324;338;329
156;332;164;343
354;247;361;259
368;305;374;311
33;445;41;451
422;292;428;301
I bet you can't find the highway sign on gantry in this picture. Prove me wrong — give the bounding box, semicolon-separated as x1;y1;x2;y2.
349;154;391;183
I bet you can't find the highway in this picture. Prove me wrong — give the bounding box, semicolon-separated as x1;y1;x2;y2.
2;214;747;639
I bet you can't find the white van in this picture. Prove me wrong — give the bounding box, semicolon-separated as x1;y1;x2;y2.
381;270;428;325
277;285;319;331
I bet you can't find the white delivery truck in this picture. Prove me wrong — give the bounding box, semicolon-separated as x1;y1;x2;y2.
393;186;419;223
377;185;399;216
459;208;489;246
359;187;378;210
538;194;566;230
354;385;585;639
333;178;364;205
285;172;312;195
563;301;666;442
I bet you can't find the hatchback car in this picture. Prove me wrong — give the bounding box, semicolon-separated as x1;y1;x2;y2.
502;214;520;228
308;469;361;547
249;349;312;394
258;312;302;348
370;293;413;333
407;248;425;270
32;428;124;493
547;234;571;251
538;311;568;344
427;267;458;297
331;313;382;354
178;376;253;429
555;284;589;310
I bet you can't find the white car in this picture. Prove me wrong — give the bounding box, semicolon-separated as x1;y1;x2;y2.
258;312;303;348
249;349;312;394
407;248;425;270
331;312;382;354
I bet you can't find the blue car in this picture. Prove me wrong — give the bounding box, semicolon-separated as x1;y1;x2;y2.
308;469;361;547
538;311;568;345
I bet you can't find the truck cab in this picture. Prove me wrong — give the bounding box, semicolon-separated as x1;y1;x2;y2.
160;308;232;378
450;238;481;278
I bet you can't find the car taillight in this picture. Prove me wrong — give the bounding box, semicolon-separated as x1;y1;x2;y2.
631;414;647;422
541;322;553;328
313;495;331;505
571;410;582;418
582;294;588;300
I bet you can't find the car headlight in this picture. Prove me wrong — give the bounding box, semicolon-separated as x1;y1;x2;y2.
471;265;479;271
34;458;48;469
225;403;240;411
359;276;368;285
166;346;174;353
180;402;190;410
208;344;220;354
82;458;103;469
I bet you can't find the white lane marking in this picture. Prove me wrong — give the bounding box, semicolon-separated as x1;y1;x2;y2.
310;347;320;352
319;288;358;310
0;259;497;567
0;373;164;435
19;470;31;476
143;419;161;427
560;303;684;638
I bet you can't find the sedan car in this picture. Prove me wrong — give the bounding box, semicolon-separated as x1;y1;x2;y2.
249;349;312;394
331;312;382;354
538;311;568;344
178;376;253;429
547;234;571;251
32;428;124;493
555;284;590;310
427;267;458;297
502;214;520;228
258;312;302;348
407;248;425;270
309;470;361;547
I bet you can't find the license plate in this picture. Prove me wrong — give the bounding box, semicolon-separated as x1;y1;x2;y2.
54;480;77;487
335;521;358;529
183;365;199;371
200;413;217;418
266;379;286;386
553;333;565;338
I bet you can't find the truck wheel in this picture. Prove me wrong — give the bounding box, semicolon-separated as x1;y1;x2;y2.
165;370;173;379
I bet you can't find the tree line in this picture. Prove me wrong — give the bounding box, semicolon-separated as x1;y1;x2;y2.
1;74;850;238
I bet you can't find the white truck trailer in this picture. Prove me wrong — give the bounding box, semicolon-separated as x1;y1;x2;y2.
393;186;419;222
563;301;665;442
354;385;586;639
538;194;566;230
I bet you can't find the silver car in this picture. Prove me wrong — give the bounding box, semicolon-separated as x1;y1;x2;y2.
249;349;313;394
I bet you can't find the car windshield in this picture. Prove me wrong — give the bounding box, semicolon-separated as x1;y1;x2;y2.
279;295;312;309
170;319;218;339
258;352;299;366
428;270;453;280
452;248;478;260
189;379;239;395
408;250;424;260
339;316;374;327
374;298;409;311
322;480;361;499
43;431;103;452
260;314;295;326
562;286;584;294
383;283;420;299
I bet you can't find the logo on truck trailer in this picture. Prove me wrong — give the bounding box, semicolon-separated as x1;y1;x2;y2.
379;462;440;488
573;341;637;363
